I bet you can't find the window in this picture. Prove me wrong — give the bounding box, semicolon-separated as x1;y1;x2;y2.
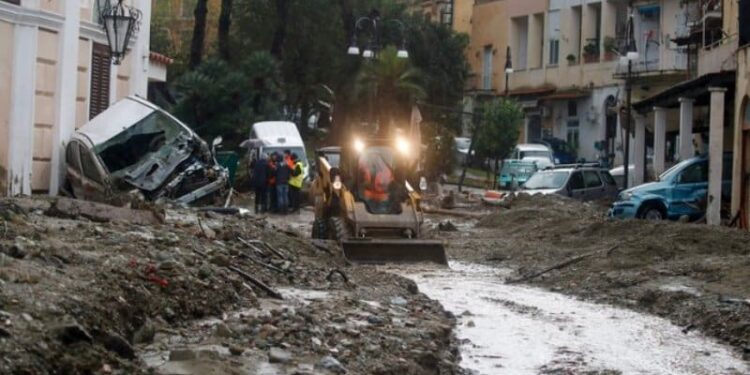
601;171;616;186
583;170;603;188
482;46;493;90
66;142;82;172
440;0;454;27
512;16;529;70
569;172;585;190
79;145;105;185
567;101;578;117
679;161;708;184
548;10;560;65
90;43;111;119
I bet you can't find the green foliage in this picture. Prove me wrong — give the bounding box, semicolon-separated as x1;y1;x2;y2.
422;124;457;179
475;98;524;161
172;53;283;146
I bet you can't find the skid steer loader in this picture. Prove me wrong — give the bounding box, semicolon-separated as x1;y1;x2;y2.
310;136;446;264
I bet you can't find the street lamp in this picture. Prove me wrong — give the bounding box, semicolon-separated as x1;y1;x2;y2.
98;0;141;65
620;8;638;188
504;46;513;96
347;10;408;59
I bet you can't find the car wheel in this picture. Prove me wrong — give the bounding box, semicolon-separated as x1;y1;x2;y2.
639;205;665;220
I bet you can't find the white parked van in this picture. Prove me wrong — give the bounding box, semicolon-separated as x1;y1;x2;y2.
511;143;556;170
244;121;310;181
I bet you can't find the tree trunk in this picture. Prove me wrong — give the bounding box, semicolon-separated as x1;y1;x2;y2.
189;0;209;69
270;0;289;59
218;0;233;61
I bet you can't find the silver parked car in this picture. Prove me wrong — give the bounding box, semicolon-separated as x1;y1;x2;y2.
520;164;619;201
64;96;228;205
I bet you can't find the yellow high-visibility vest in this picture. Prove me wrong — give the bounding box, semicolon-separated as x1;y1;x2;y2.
289;162;304;188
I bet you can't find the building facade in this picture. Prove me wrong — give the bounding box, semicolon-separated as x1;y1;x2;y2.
0;0;165;196
731;0;749;228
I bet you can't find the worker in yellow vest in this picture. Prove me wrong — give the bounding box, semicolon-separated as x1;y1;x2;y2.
288;153;304;214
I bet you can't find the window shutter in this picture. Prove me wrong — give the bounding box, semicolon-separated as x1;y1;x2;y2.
89;43;111;119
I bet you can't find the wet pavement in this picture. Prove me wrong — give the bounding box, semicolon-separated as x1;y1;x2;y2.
395;262;749;375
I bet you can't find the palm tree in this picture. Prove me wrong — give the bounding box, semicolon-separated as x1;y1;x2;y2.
356;46;426;135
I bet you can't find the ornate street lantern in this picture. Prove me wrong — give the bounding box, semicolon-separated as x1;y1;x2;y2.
98;0;141;65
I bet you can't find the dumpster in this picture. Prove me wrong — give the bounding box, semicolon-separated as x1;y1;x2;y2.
216;151;240;186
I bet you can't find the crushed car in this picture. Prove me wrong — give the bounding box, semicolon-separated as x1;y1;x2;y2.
63;96;228;205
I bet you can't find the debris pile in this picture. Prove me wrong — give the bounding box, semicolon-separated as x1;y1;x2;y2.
0;198;460;374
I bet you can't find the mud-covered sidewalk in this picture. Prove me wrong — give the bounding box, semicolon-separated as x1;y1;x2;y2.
0;198;459;375
435;194;750;361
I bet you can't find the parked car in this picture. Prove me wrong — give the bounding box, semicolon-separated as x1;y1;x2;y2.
511;143;555;170
498;159;538;189
609;153;733;220
64;96;228;205
520;164;619;201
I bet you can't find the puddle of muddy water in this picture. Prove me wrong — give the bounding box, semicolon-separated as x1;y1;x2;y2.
396;262;748;375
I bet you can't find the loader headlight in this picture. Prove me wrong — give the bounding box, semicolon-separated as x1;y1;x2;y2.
419;176;428;191
395;136;410;155
353;138;365;153
333;175;342;190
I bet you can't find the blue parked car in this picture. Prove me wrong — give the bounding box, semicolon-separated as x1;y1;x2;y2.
609;153;733;220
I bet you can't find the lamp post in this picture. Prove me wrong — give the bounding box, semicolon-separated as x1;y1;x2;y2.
504;46;513;96
98;0;142;65
347;9;409;59
620;8;638;189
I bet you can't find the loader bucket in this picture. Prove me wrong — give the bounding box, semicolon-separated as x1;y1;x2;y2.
341;239;448;265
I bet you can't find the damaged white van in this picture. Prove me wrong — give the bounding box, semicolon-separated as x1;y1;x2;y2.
64;96;228;205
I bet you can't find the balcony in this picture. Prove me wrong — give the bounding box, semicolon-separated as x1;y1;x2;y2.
698;36;738;76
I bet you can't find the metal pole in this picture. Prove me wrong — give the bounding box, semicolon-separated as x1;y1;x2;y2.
505;73;509;96
624;59;632;189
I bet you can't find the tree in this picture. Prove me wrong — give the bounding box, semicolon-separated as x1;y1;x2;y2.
356;46;426;135
189;0;209;69
218;0;233;60
474;98;524;186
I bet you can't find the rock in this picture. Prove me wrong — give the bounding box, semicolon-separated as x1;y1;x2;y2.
158;260;179;271
214;323;234;338
53;322;93;344
390;296;408;306
9;239;28;259
291;364;315;375
317;355;346;374
133;319;156;344
210;254;230;267
0;327;10;337
438;221;458;231
21;313;32;322
103;332;135;359
198;264;213;279
269;347;292;363
466;320;475;327
169;349;197;361
367;315;385;325
228;344;245;356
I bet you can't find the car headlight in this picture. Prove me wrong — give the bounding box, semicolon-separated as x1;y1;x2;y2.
619;191;633;201
353;138;365;153
395;136;410;155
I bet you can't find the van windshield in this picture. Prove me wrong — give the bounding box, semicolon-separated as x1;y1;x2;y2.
519;150;550;159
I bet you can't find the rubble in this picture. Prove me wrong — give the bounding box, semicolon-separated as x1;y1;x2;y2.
0;197;461;374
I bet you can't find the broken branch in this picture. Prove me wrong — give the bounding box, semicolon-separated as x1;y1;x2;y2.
506;244;620;284
228;265;283;299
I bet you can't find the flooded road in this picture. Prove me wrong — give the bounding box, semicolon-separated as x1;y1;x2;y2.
398;262;749;375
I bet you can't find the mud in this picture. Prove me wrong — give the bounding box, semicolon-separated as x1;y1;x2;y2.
436;194;750;360
0;198;460;374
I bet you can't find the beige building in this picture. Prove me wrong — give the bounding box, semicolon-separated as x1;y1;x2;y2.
0;0;168;196
731;0;749;228
417;0;472;34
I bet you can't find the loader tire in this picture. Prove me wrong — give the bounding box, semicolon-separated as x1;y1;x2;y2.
311;219;327;239
328;217;351;243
